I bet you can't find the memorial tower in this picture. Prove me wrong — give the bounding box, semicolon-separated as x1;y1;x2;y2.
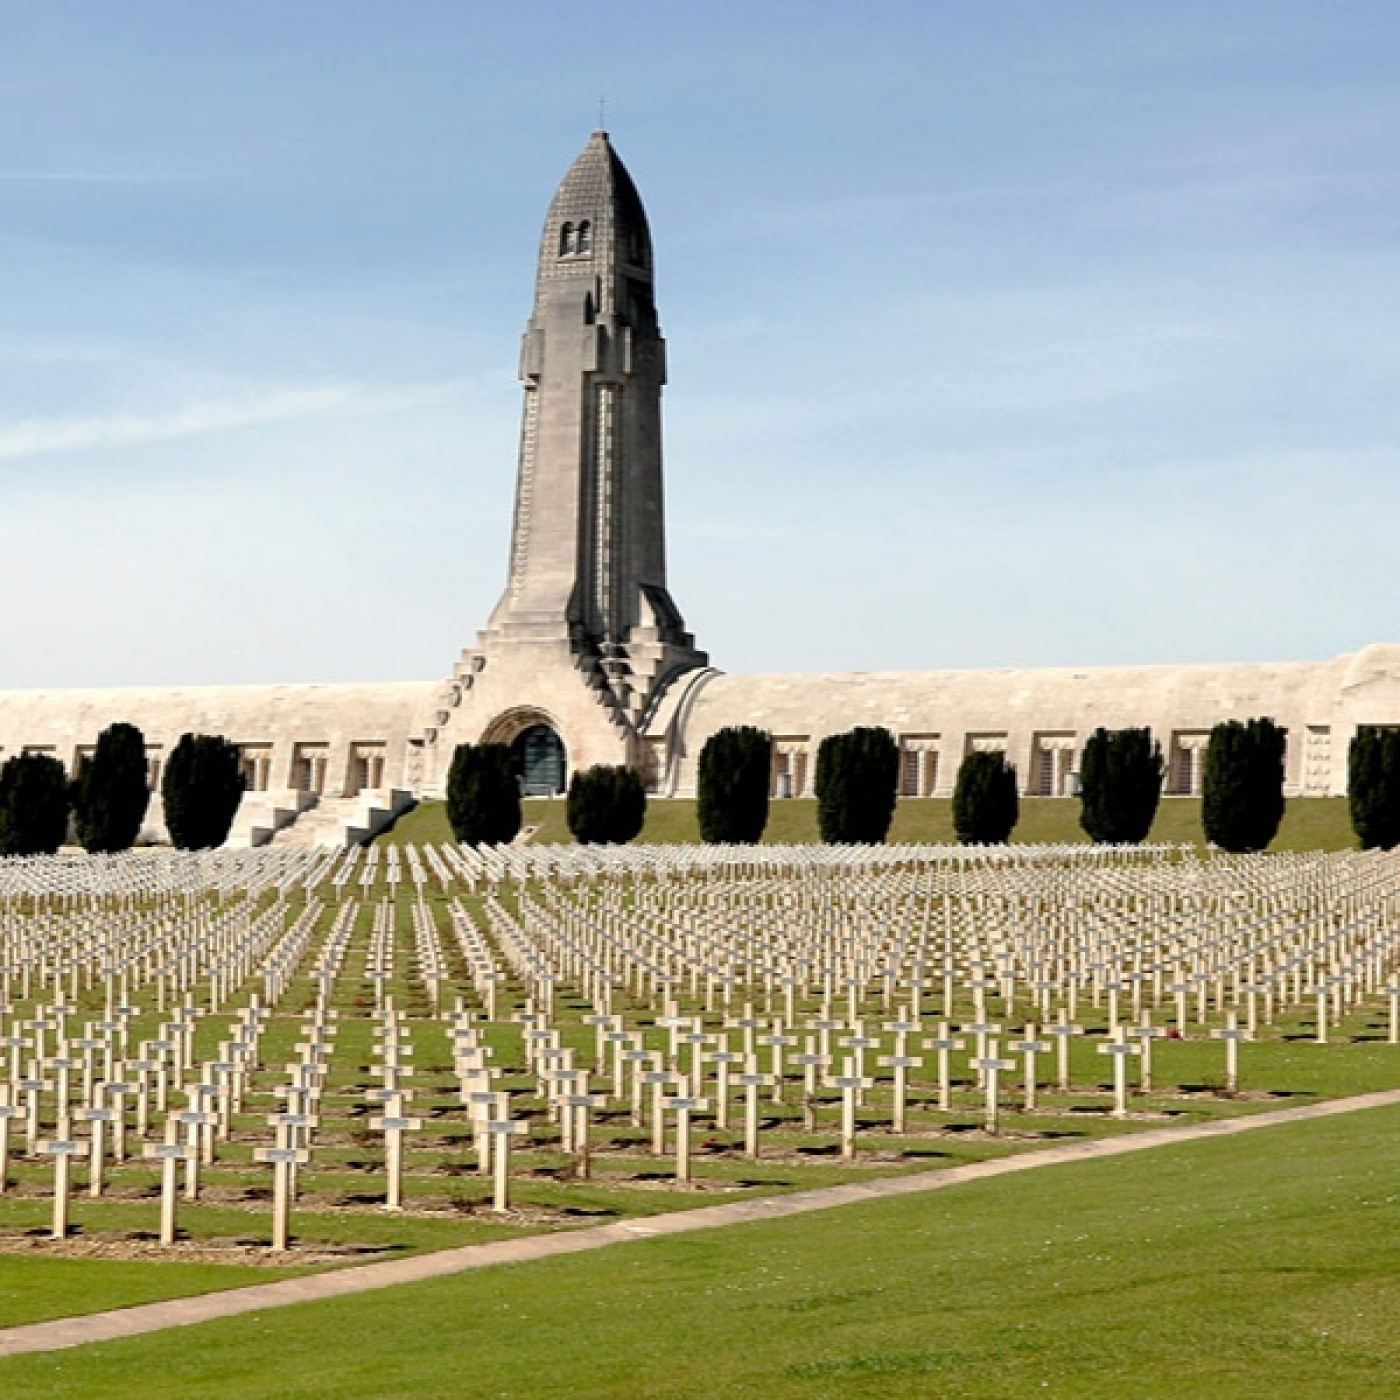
420;131;709;793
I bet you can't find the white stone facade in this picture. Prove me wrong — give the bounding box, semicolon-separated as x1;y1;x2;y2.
650;647;1400;801
0;682;433;798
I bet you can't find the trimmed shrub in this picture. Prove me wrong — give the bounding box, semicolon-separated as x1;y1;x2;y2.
1348;725;1400;851
72;722;150;854
814;726;900;844
567;765;647;845
1078;726;1165;844
952;750;1019;844
1202;717;1287;853
446;743;523;846
162;733;247;850
697;726;772;844
0;752;72;856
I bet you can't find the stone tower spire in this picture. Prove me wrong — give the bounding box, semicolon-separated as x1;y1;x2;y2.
483;130;705;724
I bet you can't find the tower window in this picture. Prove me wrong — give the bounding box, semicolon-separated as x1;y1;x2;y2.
559;221;592;258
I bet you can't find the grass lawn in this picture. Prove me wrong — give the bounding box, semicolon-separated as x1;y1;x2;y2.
379;795;1357;852
4;1104;1400;1397
0;1255;291;1330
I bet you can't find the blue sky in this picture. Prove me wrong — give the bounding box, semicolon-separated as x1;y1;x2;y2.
0;2;1395;686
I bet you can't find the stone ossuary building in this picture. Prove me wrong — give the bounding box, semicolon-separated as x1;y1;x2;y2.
2;131;1397;845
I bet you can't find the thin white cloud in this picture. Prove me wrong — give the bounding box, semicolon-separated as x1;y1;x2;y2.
0;381;458;463
0;170;185;184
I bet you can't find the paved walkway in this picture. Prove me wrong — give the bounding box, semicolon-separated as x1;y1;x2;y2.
4;1087;1399;1359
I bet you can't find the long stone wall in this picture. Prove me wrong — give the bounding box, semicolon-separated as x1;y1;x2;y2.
655;646;1400;800
0;681;436;800
3;643;1399;823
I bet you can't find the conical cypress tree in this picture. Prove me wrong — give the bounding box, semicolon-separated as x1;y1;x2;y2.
814;731;850;843
566;765;646;844
162;733;247;850
814;726;899;844
1349;725;1400;850
1079;727;1165;844
697;726;772;844
607;766;648;844
0;752;72;856
1202;717;1287;853
72;722;150;853
446;743;523;846
952;750;1019;844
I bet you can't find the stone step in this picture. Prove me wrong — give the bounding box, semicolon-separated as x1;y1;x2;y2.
224;789;318;849
263;789;415;849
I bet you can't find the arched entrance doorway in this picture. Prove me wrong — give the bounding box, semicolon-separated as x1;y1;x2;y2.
481;708;569;798
512;724;566;796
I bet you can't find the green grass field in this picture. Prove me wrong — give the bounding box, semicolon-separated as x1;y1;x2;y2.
380;795;1357;852
0;1255;287;1331
4;1103;1399;1397
0;819;1378;1394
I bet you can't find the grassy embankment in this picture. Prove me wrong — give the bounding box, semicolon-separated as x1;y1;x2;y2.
380;795;1357;852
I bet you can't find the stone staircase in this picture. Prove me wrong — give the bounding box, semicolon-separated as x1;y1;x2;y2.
224;789;319;849
264;788;416;849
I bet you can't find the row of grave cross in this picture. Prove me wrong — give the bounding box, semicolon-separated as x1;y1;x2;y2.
0;840;1395;1250
0;970;1339;1244
5;844;1398;1049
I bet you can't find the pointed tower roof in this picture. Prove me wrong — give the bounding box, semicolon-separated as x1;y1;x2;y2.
536;131;653;305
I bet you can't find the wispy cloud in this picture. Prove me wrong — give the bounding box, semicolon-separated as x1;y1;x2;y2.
0;381;458;462
0;170;185;185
